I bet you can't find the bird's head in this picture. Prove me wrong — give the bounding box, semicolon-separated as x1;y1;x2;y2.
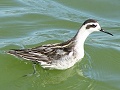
81;19;113;36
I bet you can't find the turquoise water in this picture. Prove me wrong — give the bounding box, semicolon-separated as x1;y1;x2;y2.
0;0;120;90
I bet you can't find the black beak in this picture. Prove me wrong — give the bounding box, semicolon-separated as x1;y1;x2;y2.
100;29;113;36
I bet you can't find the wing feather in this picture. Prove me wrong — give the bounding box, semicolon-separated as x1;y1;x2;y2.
7;40;74;63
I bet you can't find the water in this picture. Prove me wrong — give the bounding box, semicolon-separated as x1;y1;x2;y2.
0;0;120;90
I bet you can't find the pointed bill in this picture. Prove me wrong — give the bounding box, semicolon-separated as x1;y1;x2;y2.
100;29;113;36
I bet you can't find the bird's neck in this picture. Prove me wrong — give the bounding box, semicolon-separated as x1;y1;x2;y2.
75;28;91;46
73;27;92;58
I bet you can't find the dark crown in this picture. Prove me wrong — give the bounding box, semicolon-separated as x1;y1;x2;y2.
82;19;97;25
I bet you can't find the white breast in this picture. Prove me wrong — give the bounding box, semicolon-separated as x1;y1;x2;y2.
41;51;83;70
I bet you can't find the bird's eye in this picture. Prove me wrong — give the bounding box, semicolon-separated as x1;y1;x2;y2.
86;24;97;29
90;24;97;27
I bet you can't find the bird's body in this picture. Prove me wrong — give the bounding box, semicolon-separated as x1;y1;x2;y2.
7;19;113;70
8;37;83;70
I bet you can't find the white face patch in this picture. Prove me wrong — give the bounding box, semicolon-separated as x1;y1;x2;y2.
85;22;101;32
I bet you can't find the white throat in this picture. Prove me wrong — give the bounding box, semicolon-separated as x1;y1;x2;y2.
74;27;93;58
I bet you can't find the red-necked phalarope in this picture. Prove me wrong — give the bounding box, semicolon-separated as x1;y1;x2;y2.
7;19;113;70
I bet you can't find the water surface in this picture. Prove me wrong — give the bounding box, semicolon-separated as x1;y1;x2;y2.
0;0;120;90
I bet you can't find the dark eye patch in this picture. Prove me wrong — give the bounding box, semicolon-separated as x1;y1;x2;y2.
86;24;97;29
90;24;97;27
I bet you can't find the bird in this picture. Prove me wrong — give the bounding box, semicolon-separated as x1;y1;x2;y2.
7;19;113;71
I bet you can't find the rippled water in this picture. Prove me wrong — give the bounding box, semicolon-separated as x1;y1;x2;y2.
0;0;120;90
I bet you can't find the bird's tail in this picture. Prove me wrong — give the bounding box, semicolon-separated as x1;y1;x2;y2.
7;49;36;61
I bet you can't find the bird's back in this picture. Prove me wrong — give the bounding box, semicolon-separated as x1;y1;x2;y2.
7;39;79;69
